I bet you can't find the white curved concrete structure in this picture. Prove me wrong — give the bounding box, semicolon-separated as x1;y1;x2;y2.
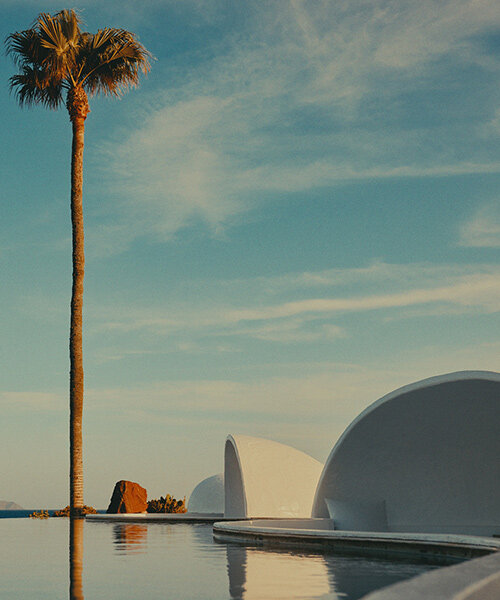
224;434;323;519
312;371;500;536
188;473;224;514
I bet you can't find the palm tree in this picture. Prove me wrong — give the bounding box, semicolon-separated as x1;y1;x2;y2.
6;10;151;516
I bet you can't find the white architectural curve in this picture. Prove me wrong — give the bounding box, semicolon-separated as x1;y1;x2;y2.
312;371;500;536
224;434;323;519
187;473;224;514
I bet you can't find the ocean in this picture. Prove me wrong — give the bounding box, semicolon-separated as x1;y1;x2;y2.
0;510;62;519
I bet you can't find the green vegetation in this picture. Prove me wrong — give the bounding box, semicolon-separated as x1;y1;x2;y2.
147;495;187;514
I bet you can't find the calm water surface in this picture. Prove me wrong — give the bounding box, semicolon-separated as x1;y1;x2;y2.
0;516;439;599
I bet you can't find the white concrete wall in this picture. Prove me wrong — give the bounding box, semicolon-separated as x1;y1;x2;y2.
313;371;500;536
224;434;323;519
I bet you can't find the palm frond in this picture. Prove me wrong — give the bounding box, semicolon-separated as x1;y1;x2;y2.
90;28;116;50
5;29;43;68
38;12;66;51
9;67;63;109
79;29;152;96
55;9;82;47
37;11;81;81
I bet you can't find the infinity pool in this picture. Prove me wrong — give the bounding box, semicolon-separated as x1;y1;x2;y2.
0;517;439;599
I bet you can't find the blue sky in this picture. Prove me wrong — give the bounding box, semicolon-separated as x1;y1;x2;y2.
1;0;499;509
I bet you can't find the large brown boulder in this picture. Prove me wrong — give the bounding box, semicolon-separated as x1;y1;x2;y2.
106;480;147;514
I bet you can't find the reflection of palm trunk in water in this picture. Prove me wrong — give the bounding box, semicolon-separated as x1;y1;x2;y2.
70;517;84;600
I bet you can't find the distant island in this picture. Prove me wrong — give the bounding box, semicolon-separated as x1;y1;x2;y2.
0;500;23;510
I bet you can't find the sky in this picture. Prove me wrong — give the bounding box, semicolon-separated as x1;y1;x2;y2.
1;0;499;509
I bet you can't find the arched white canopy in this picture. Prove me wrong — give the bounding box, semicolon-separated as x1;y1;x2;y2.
224;434;323;519
312;371;500;536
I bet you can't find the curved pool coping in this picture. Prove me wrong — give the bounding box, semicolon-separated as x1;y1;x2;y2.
212;519;500;563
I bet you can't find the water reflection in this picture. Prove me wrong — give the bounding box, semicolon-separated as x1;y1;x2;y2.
62;519;437;600
112;524;148;554
223;541;439;600
69;517;84;600
322;553;438;600
225;544;331;600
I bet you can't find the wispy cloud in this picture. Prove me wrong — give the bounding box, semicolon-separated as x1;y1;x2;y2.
181;261;500;296
459;205;500;248
16;261;498;345
82;339;500;442
88;262;500;352
4;340;498;451
0;391;64;411
91;0;500;251
224;319;346;343
223;273;500;323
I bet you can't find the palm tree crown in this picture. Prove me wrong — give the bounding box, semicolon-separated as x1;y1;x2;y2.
6;9;151;115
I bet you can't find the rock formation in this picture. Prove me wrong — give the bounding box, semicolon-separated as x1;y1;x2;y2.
106;480;147;514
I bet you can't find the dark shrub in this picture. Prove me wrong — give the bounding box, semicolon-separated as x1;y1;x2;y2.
53;505;98;517
147;494;187;513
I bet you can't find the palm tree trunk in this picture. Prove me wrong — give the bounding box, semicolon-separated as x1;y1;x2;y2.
69;113;86;517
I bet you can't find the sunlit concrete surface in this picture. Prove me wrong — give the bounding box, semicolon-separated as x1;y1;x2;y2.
213;519;500;562
313;371;500;536
360;550;500;600
187;473;224;513
224;434;323;519
86;512;226;522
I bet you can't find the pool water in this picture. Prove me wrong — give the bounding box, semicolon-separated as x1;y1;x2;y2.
0;517;439;599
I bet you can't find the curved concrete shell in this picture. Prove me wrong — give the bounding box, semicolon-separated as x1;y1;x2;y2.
312;371;500;536
224;434;323;519
187;473;224;514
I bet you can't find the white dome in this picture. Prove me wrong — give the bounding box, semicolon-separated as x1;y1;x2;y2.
187;473;224;513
